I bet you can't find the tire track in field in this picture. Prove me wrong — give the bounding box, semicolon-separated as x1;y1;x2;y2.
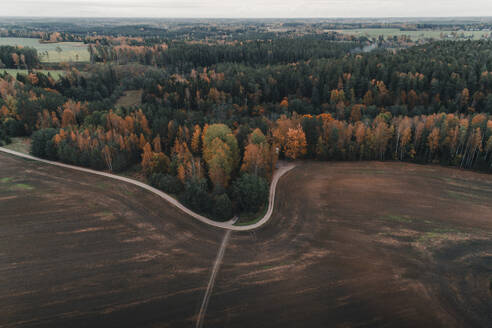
195;230;231;328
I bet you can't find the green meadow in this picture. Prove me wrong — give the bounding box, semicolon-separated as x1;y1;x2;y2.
0;37;90;63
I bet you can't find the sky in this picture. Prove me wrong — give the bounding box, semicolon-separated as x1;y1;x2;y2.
1;0;492;18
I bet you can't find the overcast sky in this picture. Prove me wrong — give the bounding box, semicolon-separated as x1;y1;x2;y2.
1;0;492;18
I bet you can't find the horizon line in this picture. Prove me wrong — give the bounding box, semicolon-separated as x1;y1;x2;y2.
1;15;492;19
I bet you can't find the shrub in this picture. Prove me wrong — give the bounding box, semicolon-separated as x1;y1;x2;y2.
150;173;183;194
159;174;183;194
4;119;25;136
149;173;163;188
142;151;170;177
0;121;11;146
232;173;269;213
179;178;211;214
30;128;58;159
213;193;233;221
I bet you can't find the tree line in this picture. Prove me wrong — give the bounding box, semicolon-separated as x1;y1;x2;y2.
24;108;492;221
0;46;39;70
88;39;357;69
133;40;492;116
2;39;492;221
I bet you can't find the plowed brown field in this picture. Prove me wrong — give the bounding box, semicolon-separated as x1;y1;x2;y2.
2;154;491;327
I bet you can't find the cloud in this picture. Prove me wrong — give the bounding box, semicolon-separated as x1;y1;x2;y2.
1;0;491;18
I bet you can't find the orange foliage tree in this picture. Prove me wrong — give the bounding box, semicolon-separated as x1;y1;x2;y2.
284;126;307;160
241;129;277;179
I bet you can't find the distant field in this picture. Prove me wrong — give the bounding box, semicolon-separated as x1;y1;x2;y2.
0;37;90;63
1;68;66;79
330;28;491;40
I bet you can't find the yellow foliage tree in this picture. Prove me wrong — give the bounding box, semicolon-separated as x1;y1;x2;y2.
284;126;307;160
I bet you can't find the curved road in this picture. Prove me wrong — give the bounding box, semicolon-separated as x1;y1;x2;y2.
0;147;295;231
0;146;295;328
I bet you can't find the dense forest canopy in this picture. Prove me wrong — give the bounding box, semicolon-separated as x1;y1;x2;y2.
1;19;492;221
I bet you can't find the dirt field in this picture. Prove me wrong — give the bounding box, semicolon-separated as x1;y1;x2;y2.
1;154;492;327
207;161;492;328
0;153;224;328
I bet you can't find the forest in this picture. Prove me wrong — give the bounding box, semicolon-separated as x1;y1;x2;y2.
0;46;39;69
1;22;492;221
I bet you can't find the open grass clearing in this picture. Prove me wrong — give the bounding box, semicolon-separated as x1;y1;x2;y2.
1;68;66;79
115;90;143;109
0;37;90;63
2;137;31;154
